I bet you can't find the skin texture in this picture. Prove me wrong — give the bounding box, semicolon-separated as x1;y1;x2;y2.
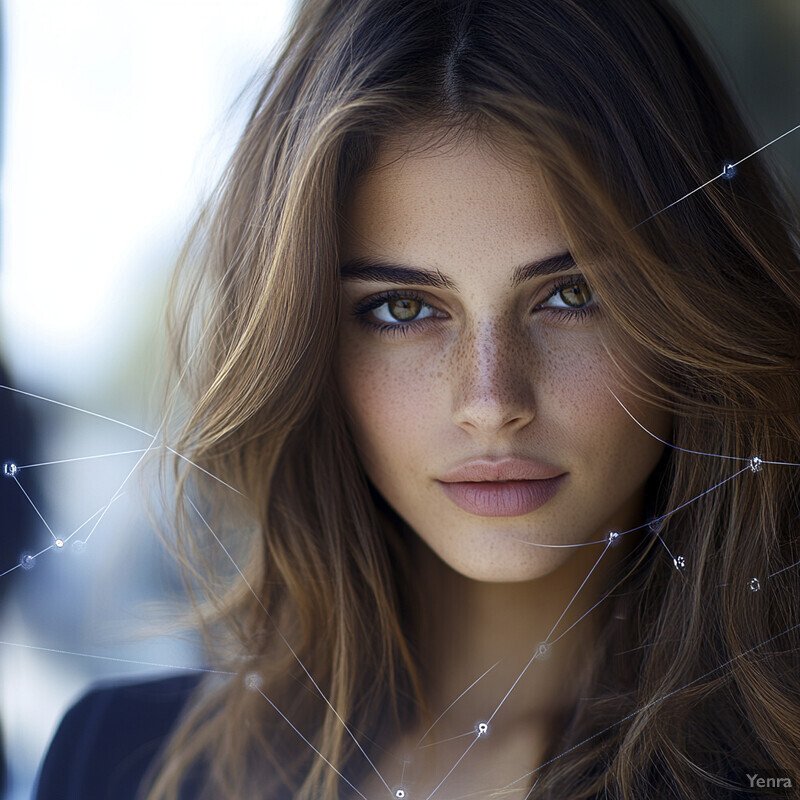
336;133;671;581
334;132;673;795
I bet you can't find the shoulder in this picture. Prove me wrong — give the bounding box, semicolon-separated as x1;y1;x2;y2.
34;672;203;800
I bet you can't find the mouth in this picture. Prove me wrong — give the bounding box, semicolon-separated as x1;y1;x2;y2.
437;475;567;517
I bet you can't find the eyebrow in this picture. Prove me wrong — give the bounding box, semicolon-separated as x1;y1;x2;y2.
339;251;577;290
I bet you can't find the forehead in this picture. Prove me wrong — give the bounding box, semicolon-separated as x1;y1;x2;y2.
340;132;567;270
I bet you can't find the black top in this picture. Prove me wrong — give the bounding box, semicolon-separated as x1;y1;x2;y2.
34;673;203;800
34;670;761;800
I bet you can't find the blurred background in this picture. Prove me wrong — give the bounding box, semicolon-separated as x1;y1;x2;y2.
0;2;295;797
0;1;798;798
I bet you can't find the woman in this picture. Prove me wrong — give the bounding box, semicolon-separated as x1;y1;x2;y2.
36;0;800;798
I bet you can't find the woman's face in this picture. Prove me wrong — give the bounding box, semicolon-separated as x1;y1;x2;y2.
335;133;672;582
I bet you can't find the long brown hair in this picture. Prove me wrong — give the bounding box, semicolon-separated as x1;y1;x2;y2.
145;0;800;797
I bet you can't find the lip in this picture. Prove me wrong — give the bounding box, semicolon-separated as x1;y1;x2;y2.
438;475;567;517
439;456;565;483
437;456;567;517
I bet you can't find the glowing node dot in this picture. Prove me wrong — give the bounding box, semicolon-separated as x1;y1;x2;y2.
55;539;64;549
607;530;621;546
244;672;263;691
722;162;737;179
3;461;18;478
749;577;761;592
673;555;686;572
648;517;662;533
475;721;489;736
749;456;763;473
20;553;35;570
71;540;86;554
394;789;407;799
535;642;550;659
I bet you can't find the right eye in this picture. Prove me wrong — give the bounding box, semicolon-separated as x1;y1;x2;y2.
372;295;438;323
352;290;447;337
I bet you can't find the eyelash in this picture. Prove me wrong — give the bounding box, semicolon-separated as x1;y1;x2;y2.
350;277;599;338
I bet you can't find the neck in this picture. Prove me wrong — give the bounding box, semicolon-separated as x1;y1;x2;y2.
408;499;645;745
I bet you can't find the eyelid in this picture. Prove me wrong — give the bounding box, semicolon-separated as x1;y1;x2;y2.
350;288;444;318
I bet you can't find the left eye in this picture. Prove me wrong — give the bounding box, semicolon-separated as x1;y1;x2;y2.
541;280;594;310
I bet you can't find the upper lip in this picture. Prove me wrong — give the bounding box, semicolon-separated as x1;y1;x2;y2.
438;456;566;483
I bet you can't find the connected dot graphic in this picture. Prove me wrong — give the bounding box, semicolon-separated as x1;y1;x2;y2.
19;553;35;570
2;119;800;800
244;672;263;692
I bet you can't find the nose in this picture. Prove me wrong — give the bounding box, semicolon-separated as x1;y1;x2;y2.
450;318;537;437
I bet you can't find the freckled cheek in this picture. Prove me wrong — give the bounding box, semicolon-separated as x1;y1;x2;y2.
337;344;442;478
549;347;670;481
532;339;617;424
532;341;656;466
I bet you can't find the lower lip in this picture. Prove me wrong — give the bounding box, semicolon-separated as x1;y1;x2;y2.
437;475;567;517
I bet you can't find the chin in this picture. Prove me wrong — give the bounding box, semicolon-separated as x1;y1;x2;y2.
423;530;575;584
456;563;558;583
